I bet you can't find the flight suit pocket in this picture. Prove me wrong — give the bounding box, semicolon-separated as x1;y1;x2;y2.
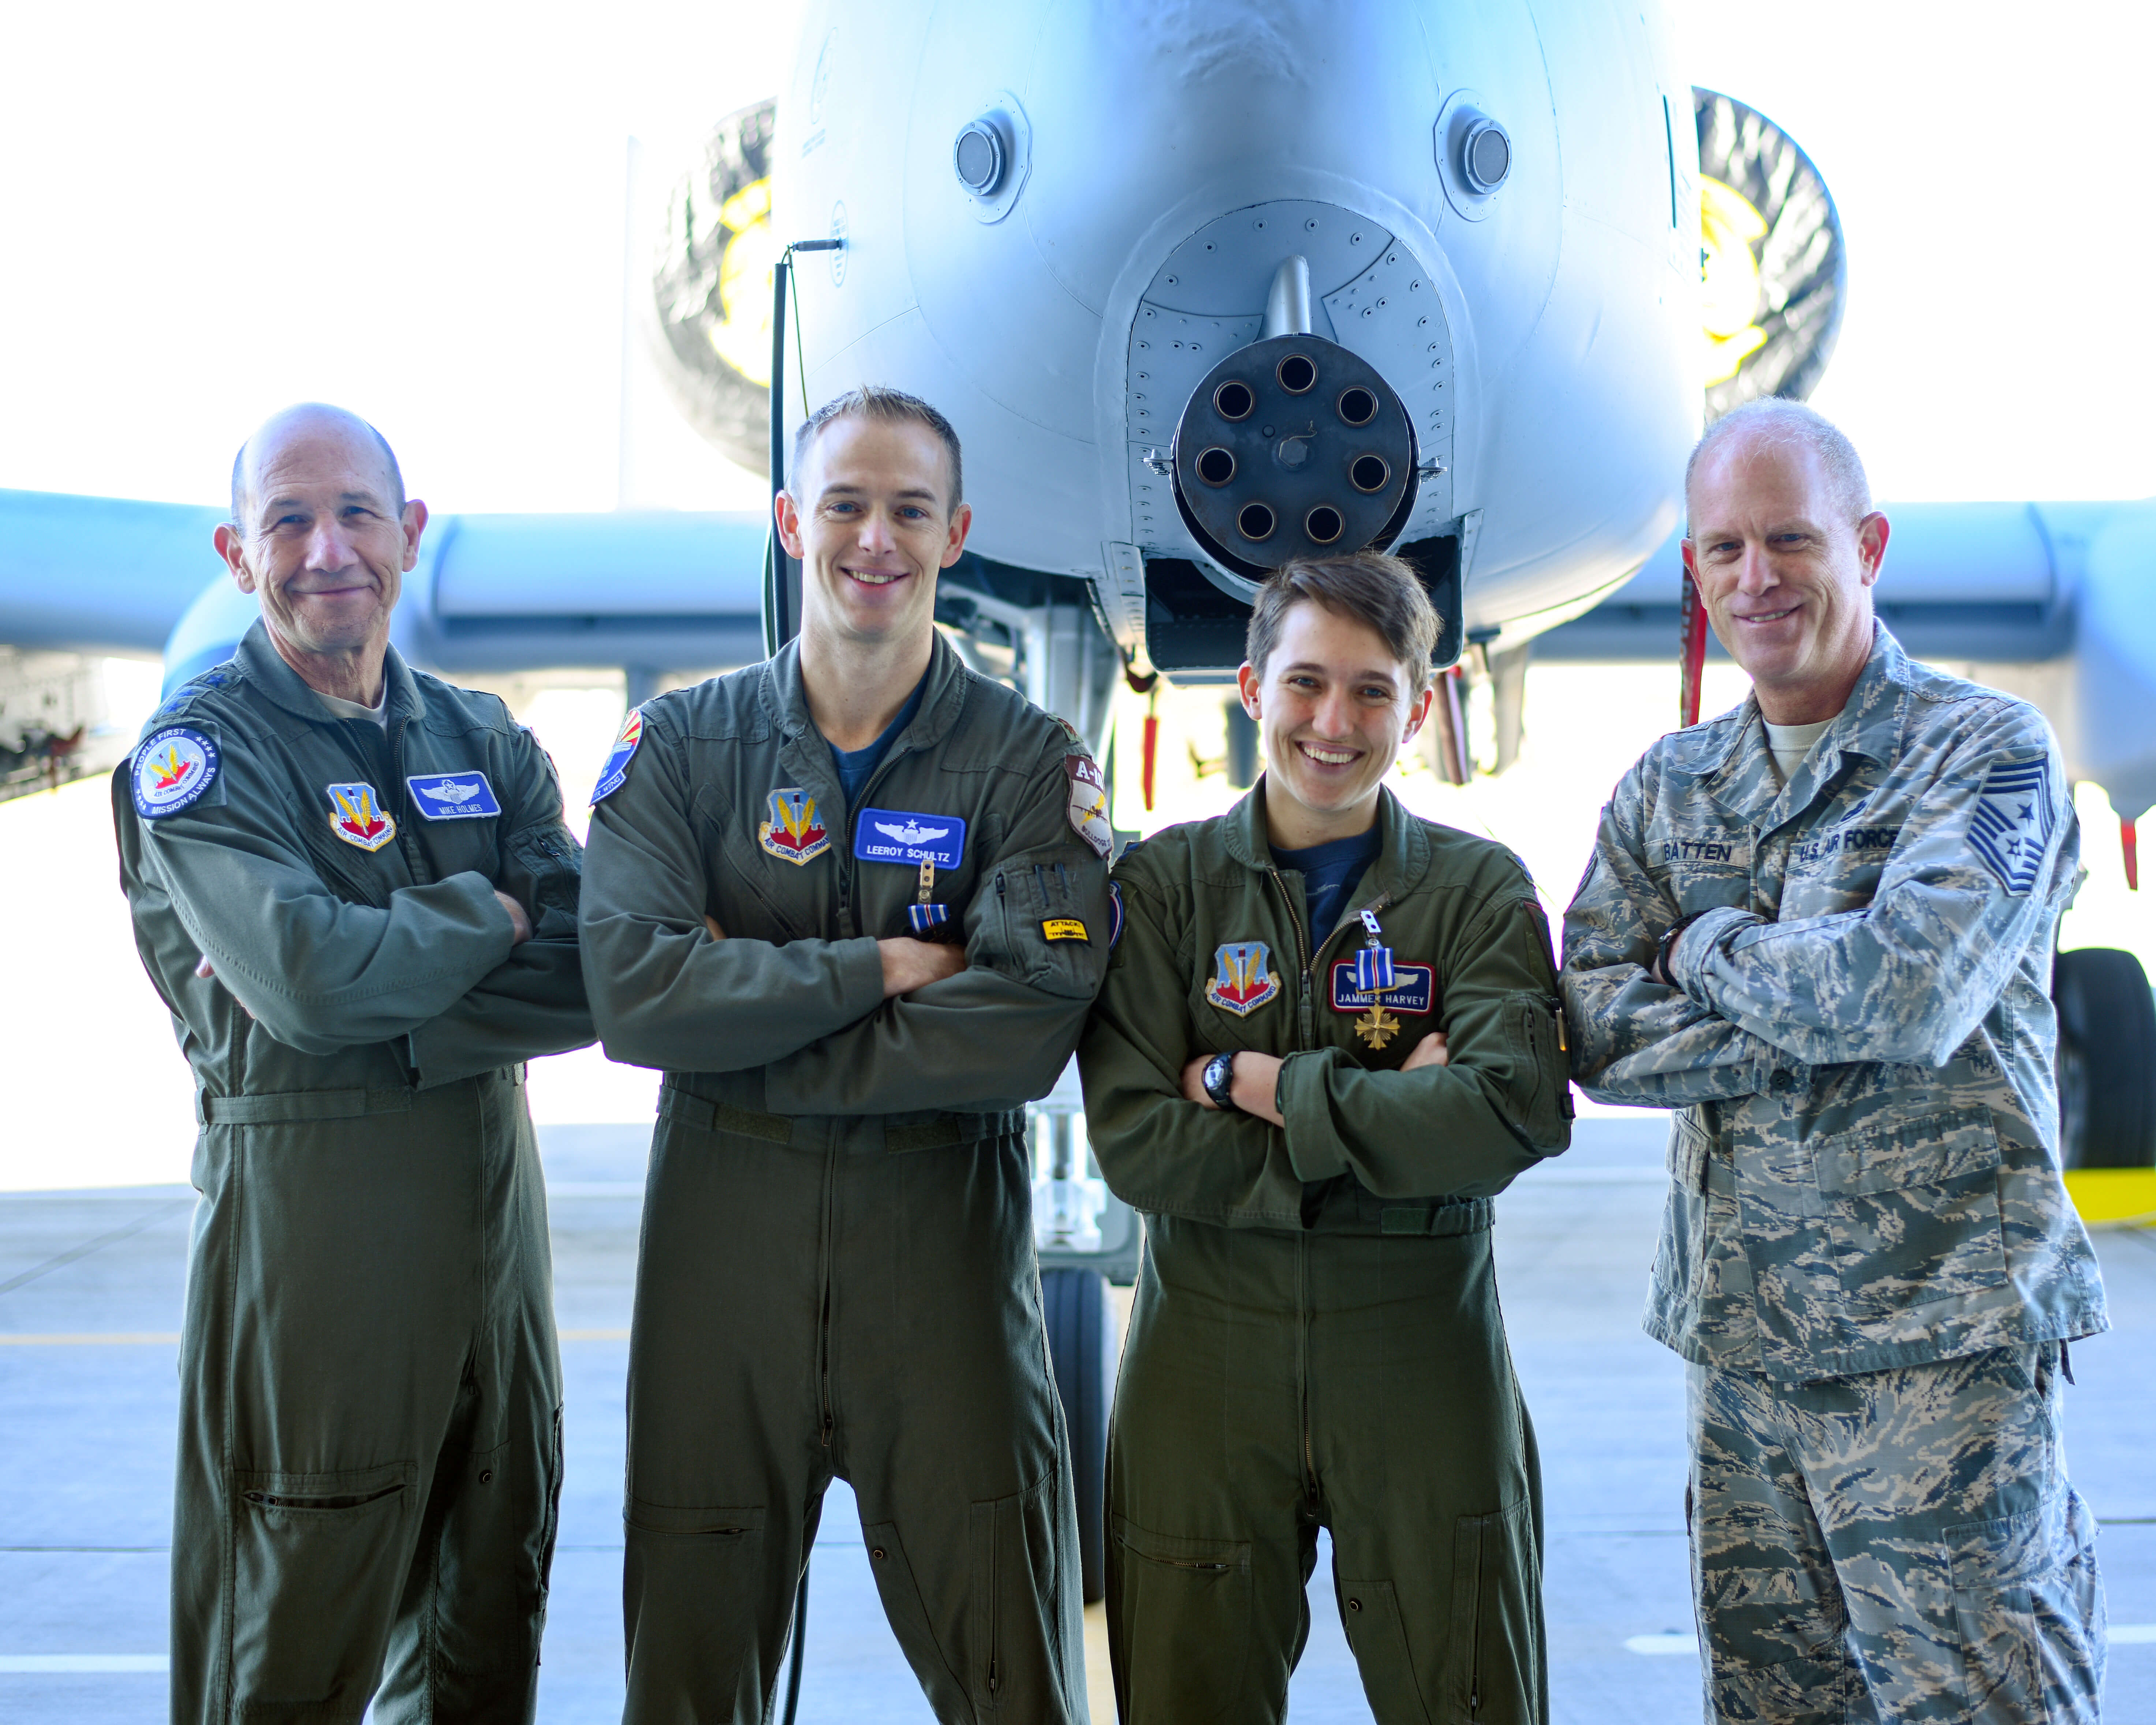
982;844;1103;1000
229;1459;416;1721
503;823;581;939
1808;1107;2008;1318
1337;1578;1431;1722
1448;1497;1540;1724
1946;1489;2105;1724
620;1499;764;1715
1110;1516;1252;1719
969;1466;1067;1712
1501;994;1572;1150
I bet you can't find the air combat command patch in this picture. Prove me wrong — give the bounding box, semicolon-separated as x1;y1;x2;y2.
1205;941;1280;1017
327;782;397;852
131;727;221;819
1968;755;2056;895
760;787;831;865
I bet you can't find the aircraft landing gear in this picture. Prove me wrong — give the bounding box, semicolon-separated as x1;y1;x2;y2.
1041;1266;1115;1604
2054;946;2156;1167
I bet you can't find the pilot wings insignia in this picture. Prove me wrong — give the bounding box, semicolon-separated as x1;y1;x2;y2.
874;818;949;846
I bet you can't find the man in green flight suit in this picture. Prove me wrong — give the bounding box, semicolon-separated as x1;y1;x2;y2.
579;386;1112;1724
1079;552;1572;1725
112;404;594;1723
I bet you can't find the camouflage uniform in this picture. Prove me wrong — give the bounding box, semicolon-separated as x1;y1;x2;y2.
1561;626;2108;1722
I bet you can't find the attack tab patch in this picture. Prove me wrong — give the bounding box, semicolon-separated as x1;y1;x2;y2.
131;727;221;819
1205;941;1281;1017
1064;755;1113;860
327;782;397;852
760;788;832;865
1967;756;2056;895
590;707;644;805
854;809;966;869
1042;917;1089;942
407;771;501;820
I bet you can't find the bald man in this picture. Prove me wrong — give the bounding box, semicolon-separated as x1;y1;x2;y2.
1562;399;2107;1723
112;405;594;1724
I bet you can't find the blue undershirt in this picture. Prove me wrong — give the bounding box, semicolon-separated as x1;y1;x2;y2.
1269;825;1383;956
828;673;928;807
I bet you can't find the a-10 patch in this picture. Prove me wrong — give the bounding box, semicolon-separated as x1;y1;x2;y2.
1968;755;2056;895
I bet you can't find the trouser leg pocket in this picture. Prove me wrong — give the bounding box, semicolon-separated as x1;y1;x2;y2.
227;1461;417;1722
968;1467;1078;1720
622;1499;766;1724
1108;1515;1254;1723
1947;1486;2105;1725
1447;1498;1542;1725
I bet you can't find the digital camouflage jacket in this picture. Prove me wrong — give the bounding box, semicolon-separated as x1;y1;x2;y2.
113;621;593;1098
1080;784;1572;1235
1561;626;2107;1381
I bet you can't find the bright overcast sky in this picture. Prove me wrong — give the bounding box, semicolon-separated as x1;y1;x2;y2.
1;1;2152;514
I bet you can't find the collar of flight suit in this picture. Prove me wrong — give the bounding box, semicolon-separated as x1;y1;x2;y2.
755;627;971;764
1219;776;1433;912
231;617;426;731
1693;622;1912;830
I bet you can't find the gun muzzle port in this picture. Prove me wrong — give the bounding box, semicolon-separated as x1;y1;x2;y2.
1350;454;1391;494
1305;505;1345;545
1213;380;1256;421
1276;353;1317;395
1337;387;1379;427
1196;447;1237;487
1237;502;1277;541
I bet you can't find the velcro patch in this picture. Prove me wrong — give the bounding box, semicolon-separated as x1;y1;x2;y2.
407;771;501;820
1967;756;2056;895
1064;754;1112;860
1330;961;1436;1014
1042;917;1089;942
326;782;397;852
590;707;644;805
855;809;966;869
131;726;221;819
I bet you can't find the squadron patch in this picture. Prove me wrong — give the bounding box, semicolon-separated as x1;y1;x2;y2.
1205;942;1281;1017
854;809;966;869
1064;754;1113;860
1968;756;2056;895
406;771;501;820
131;727;221;819
590;707;644;805
326;782;397;852
1108;882;1125;950
760;787;831;865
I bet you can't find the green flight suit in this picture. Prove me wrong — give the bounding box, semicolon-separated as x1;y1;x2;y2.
112;621;593;1725
578;633;1111;1725
1078;785;1571;1725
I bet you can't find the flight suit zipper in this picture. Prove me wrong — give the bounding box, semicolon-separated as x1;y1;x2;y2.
817;1145;837;1449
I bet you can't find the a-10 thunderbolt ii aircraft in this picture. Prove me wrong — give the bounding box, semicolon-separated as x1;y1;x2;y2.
3;0;2153;1602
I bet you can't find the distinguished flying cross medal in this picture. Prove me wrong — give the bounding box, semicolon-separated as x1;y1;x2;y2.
759;787;831;865
1351;908;1399;1048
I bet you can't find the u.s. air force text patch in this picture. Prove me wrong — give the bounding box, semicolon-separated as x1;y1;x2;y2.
1967;755;2056;895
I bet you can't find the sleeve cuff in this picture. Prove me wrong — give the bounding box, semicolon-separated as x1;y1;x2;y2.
1670;905;1759;1003
1276;1048;1350;1182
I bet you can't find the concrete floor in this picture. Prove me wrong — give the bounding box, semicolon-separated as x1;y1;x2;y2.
2;1118;2149;1724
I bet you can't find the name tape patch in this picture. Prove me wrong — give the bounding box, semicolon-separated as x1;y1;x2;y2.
131;726;220;819
407;771;501;820
1330;961;1436;1014
1042;917;1089;942
854;808;966;869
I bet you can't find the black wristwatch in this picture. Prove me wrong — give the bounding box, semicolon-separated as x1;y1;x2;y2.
1202;1050;1242;1114
1653;910;1713;985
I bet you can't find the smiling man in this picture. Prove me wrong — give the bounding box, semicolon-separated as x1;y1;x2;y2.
579;386;1110;1724
1079;552;1571;1724
112;404;593;1723
1562;399;2107;1723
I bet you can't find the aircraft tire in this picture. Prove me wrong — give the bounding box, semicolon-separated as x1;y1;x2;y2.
2053;946;2156;1168
1041;1266;1114;1604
